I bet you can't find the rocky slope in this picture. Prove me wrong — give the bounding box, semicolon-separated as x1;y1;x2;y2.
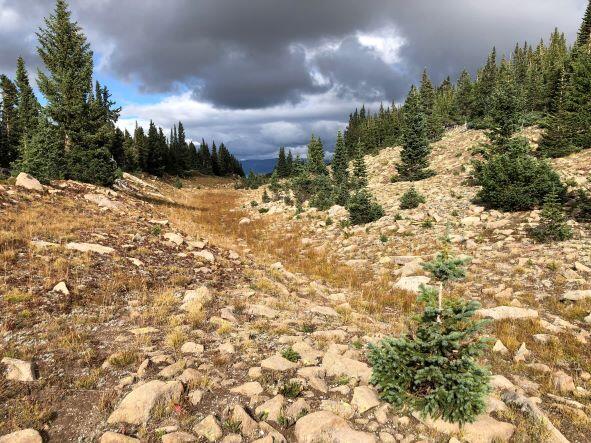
1;126;591;443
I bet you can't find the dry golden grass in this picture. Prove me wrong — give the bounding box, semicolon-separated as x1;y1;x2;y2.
158;181;411;319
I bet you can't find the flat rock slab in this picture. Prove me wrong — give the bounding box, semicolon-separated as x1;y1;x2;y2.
260;354;298;371
107;380;183;425
84;193;121;210
562;290;591;301
99;432;140;443
476;306;538;321
230;381;264;396
394;276;431;293
247;304;279;319
415;412;515;443
66;242;114;255
321;352;371;384
0;429;42;443
1;358;36;382
294;411;376;443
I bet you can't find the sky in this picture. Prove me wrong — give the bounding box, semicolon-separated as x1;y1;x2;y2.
0;0;587;159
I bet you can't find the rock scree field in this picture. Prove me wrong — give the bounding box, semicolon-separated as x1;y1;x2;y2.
1;126;591;442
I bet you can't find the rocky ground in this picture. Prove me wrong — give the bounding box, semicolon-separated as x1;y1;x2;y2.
1;126;591;442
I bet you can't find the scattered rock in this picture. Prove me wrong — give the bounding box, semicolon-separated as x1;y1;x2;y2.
66;242;114;255
107;380;183;425
164;232;184;246
351;386;380;414
1;358;36;382
322;352;371;383
562;290;591;302
230;381;264;396
0;429;42;443
476;306;538;321
52;281;69;295
294;411;376;443
394;276;431;293
193;415;223;442
99;432;140;443
15;173;43;192
260;354;298;372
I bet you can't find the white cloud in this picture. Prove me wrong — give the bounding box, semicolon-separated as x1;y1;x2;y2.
357;28;405;65
117;88;384;159
0;2;22;32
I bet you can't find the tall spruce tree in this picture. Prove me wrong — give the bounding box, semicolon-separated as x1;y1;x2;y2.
396;86;434;181
0;75;19;167
276;146;288;177
307;135;327;175
331;130;348;186
419;69;444;141
211;141;220;175
15;112;65;183
473;47;497;120
37;0;117;185
286;150;294;176
576;0;591;49
352;140;368;188
488;60;523;149
15;57;40;146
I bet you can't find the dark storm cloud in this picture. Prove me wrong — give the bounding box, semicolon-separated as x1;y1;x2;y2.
2;0;585;106
0;0;586;158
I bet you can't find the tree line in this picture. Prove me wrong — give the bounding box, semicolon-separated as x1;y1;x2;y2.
0;0;243;186
344;20;590;161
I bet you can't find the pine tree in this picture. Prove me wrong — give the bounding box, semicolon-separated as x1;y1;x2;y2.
331;130;349;187
369;286;490;425
473;47;497;120
0;75;19;167
307;135;327;175
488;60;523;149
197;139;212;173
419;69;444;141
396;86;434;181
15;57;40;146
286;150;294;176
36;0;93;149
14;112;65;183
122;129;138;171
109;127;125;167
529;190;573;242
576;0;591;49
134;124;148;170
211;141;220;175
352;140;368;188
37;0;117;185
276;146;288;177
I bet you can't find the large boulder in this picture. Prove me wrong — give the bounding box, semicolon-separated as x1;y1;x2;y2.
294;411;375;443
0;429;42;443
15;173;43;192
107;380;183;425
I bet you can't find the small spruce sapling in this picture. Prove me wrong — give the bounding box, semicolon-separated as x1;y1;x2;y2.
529;190;573;242
369;235;490;425
399;186;426;210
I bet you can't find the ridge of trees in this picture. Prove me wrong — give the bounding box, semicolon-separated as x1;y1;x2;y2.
0;0;243;186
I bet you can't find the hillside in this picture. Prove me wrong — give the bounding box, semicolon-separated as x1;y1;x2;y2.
1;126;591;443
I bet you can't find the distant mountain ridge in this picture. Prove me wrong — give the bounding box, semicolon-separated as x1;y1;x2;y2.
241;158;277;175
